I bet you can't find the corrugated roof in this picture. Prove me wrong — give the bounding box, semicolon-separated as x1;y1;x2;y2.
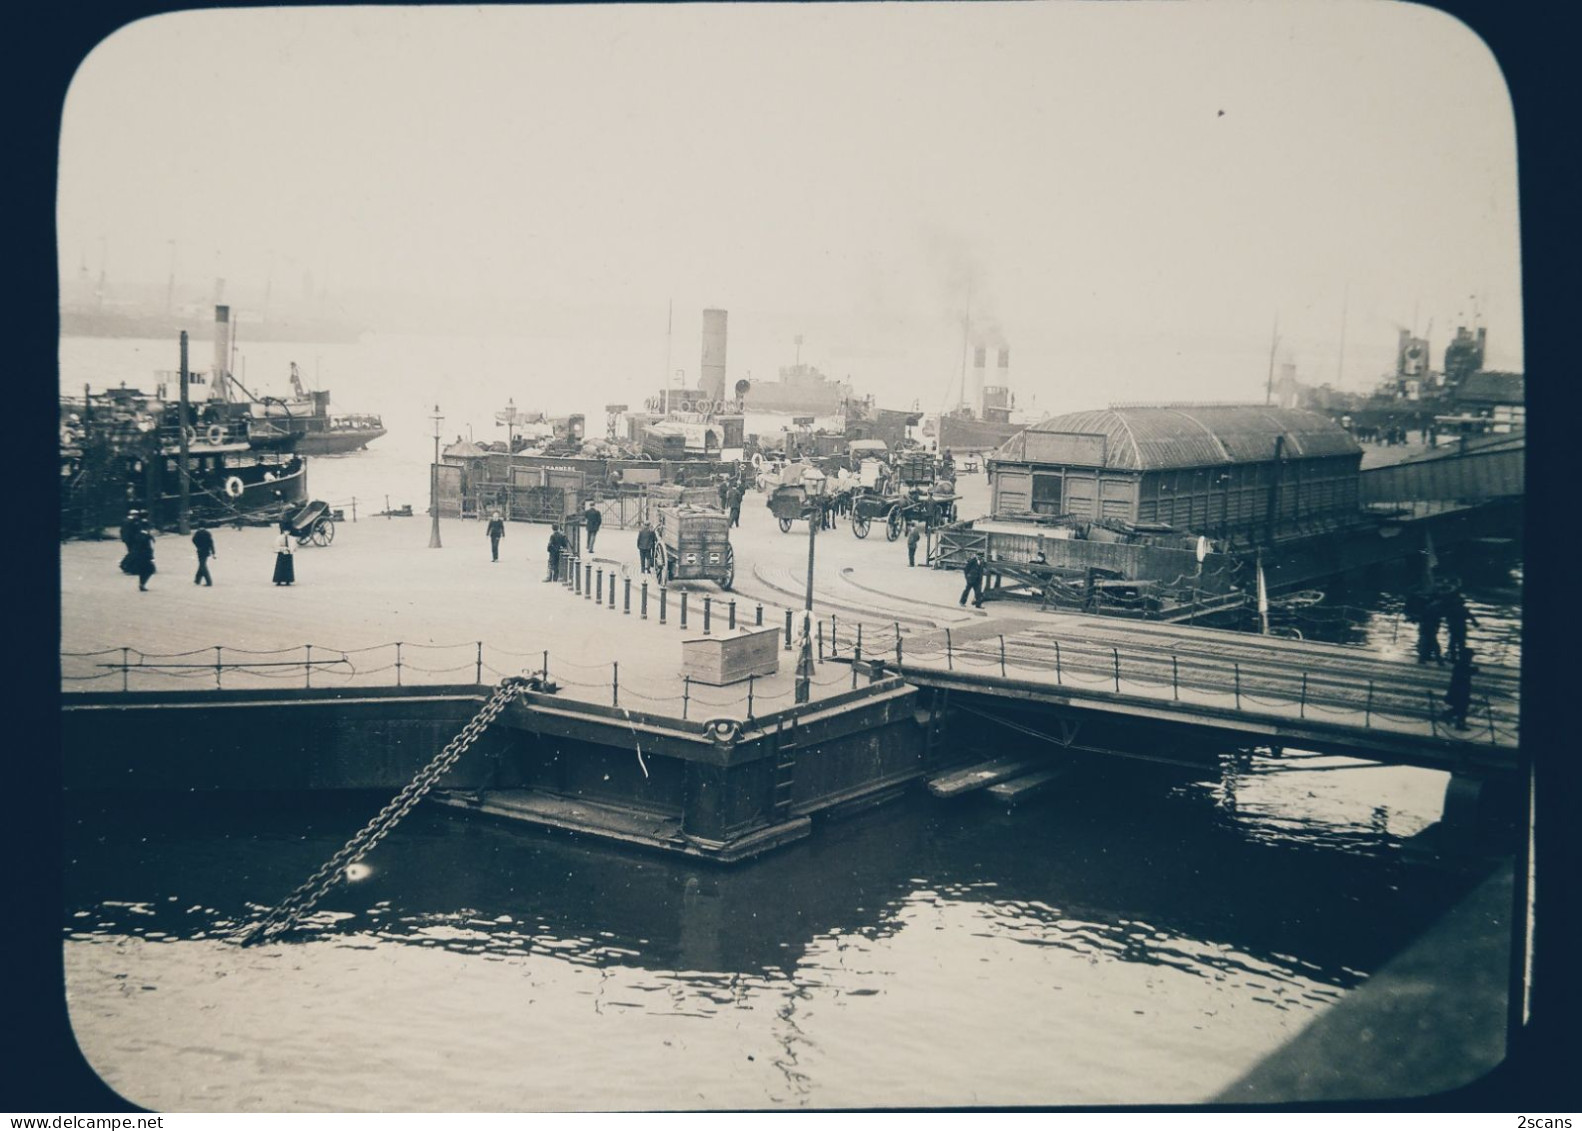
1453;371;1524;405
995;405;1360;471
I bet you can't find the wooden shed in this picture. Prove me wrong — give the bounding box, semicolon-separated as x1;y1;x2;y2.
987;404;1363;543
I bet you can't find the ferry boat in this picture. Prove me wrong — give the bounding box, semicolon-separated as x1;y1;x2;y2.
743;361;853;416
238;362;387;454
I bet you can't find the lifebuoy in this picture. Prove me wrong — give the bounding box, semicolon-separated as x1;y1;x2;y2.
703;717;741;743
224;476;244;499
183;425;198;445
206;424;225;445
751;452;764;468
678;400;693;414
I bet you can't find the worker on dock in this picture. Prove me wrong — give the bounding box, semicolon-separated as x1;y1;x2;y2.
960;553;985;608
486;510;506;563
906;522;921;567
191;524;216;587
547;525;570;582
1442;586;1480;662
584;501;602;552
1443;648;1478;731
727;483;744;528
636;521;657;574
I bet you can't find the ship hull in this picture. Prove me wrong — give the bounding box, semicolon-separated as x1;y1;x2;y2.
291;428;388;455
938;416;1024;452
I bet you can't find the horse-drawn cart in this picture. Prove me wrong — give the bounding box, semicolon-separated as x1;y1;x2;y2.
653;505;735;590
850;489;958;541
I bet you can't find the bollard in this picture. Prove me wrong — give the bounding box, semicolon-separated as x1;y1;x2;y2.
660;586;668;624
584;563;593;598
756;603;763;627
703;596;712;635
609;576;617;610
785;609;793;650
574;559;583;595
728;600;737;630
624;577;632;615
680;591;689;630
596;568;604;604
641;581;648;619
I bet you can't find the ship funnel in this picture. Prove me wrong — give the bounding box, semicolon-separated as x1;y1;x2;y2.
701;309;728;404
213;305;231;401
971;345;987;415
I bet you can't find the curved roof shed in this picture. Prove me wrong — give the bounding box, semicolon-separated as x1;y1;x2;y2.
995;405;1360;471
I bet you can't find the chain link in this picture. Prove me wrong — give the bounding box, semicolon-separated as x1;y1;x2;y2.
231;676;529;946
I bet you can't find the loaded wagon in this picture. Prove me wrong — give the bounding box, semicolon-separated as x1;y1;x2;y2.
653;504;735;590
850;487;959;541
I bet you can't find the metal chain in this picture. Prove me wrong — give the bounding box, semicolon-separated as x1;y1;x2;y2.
231;676;529;946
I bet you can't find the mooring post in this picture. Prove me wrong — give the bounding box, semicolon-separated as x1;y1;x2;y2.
305;644;313;688
214;646;223;689
680;591;689;630
703;595;712;634
660;587;668;624
624;577;631;614
1113;648;1120;693
612;662;619;706
683;675;691;719
1172;654;1179;700
475;642;483;684
121;647;129;692
395;642;403;687
946;628;954;670
728;600;737;630
1300;672;1308;718
756;603;764;627
785;609;793;650
999;635;1006;676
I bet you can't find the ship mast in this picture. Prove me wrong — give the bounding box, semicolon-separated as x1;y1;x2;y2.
957;287;971;413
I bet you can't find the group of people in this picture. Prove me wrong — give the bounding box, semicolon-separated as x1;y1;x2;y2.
1404;581;1482;730
117;509;294;589
715;477;746;528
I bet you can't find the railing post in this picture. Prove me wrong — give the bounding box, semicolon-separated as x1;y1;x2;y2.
613;662;619;707
1113;648;1120;693
785;609;793;650
683;675;691;719
121;646;129;692
728;599;737;630
543;650;549;683
215;645;223;690
1300;672;1308;718
817;619;824;660
999;635;1007;676
756;603;764;627
747;674;755;720
896;629;904;667
396;642;403;687
1171;654;1179;700
680;591;689;630
855;623;863;663
1365;679;1374;726
305;644;313;688
476;642;484;684
946;628;954;671
1054;640;1062;684
703;595;712;635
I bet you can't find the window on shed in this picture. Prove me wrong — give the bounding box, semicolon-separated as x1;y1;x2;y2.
1031;473;1063;515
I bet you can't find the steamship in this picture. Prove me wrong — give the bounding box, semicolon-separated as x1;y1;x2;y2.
936;345;1027;453
743;361;854;417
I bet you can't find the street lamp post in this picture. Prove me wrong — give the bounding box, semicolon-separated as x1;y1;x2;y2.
795;469;827;705
498;398;518;520
428;404;444;548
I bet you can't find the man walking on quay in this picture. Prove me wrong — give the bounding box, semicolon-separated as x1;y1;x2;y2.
122;513;156;592
584;501;602;552
486;510;506;563
727;483;743;528
906;522;921;567
960;553;985;608
1443;648;1478;731
192;524;216;586
547;524;570;582
636;521;657;574
1442;585;1480;662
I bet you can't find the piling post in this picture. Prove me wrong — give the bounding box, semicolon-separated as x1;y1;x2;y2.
660;587;668;624
683;676;691;719
703;596;712;634
475;642;483;684
728;600;737;630
121;647;129;692
680;592;689;630
756;603;764;627
395;642;403;687
305;644;313;688
1113;648;1120;693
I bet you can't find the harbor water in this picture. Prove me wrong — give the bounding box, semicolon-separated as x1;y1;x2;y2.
58;333;1523;1110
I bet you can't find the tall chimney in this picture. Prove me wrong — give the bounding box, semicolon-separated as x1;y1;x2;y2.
701;309;728;404
971;346;987;415
213;305;231;402
997;347;1009;382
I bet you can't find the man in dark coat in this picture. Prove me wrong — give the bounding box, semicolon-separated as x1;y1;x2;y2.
126;519;156;592
192;524;216;586
1410;587;1444;665
636;521;657;574
584;503;602;552
1443;648;1478;730
486;511;506;562
727;484;743;528
1442;587;1480;662
547;525;570;582
960;554;985;608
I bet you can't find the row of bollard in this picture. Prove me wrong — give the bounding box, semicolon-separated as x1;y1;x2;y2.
556;553;773;636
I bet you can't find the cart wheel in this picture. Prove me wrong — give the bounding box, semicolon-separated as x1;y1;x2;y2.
852;514;871;539
778;517;793;534
655;544;669;587
721;545;735;591
886;507;903;542
312;517;335;546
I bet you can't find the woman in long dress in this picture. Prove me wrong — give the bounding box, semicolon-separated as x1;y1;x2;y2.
272;519;296;586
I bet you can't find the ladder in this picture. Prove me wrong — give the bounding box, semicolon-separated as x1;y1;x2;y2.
770;715;800;820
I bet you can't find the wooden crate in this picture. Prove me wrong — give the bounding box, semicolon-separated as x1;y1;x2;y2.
681;627;781;686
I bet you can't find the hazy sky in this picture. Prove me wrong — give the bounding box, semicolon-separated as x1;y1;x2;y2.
58;2;1522;408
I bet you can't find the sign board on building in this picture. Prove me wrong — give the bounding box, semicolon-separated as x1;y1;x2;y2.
1024;431;1108;467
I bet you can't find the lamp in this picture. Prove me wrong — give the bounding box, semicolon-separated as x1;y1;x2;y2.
428;404;444;548
795;470;828;704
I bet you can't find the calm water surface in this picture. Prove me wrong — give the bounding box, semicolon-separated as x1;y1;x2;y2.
59;333;1522;1110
